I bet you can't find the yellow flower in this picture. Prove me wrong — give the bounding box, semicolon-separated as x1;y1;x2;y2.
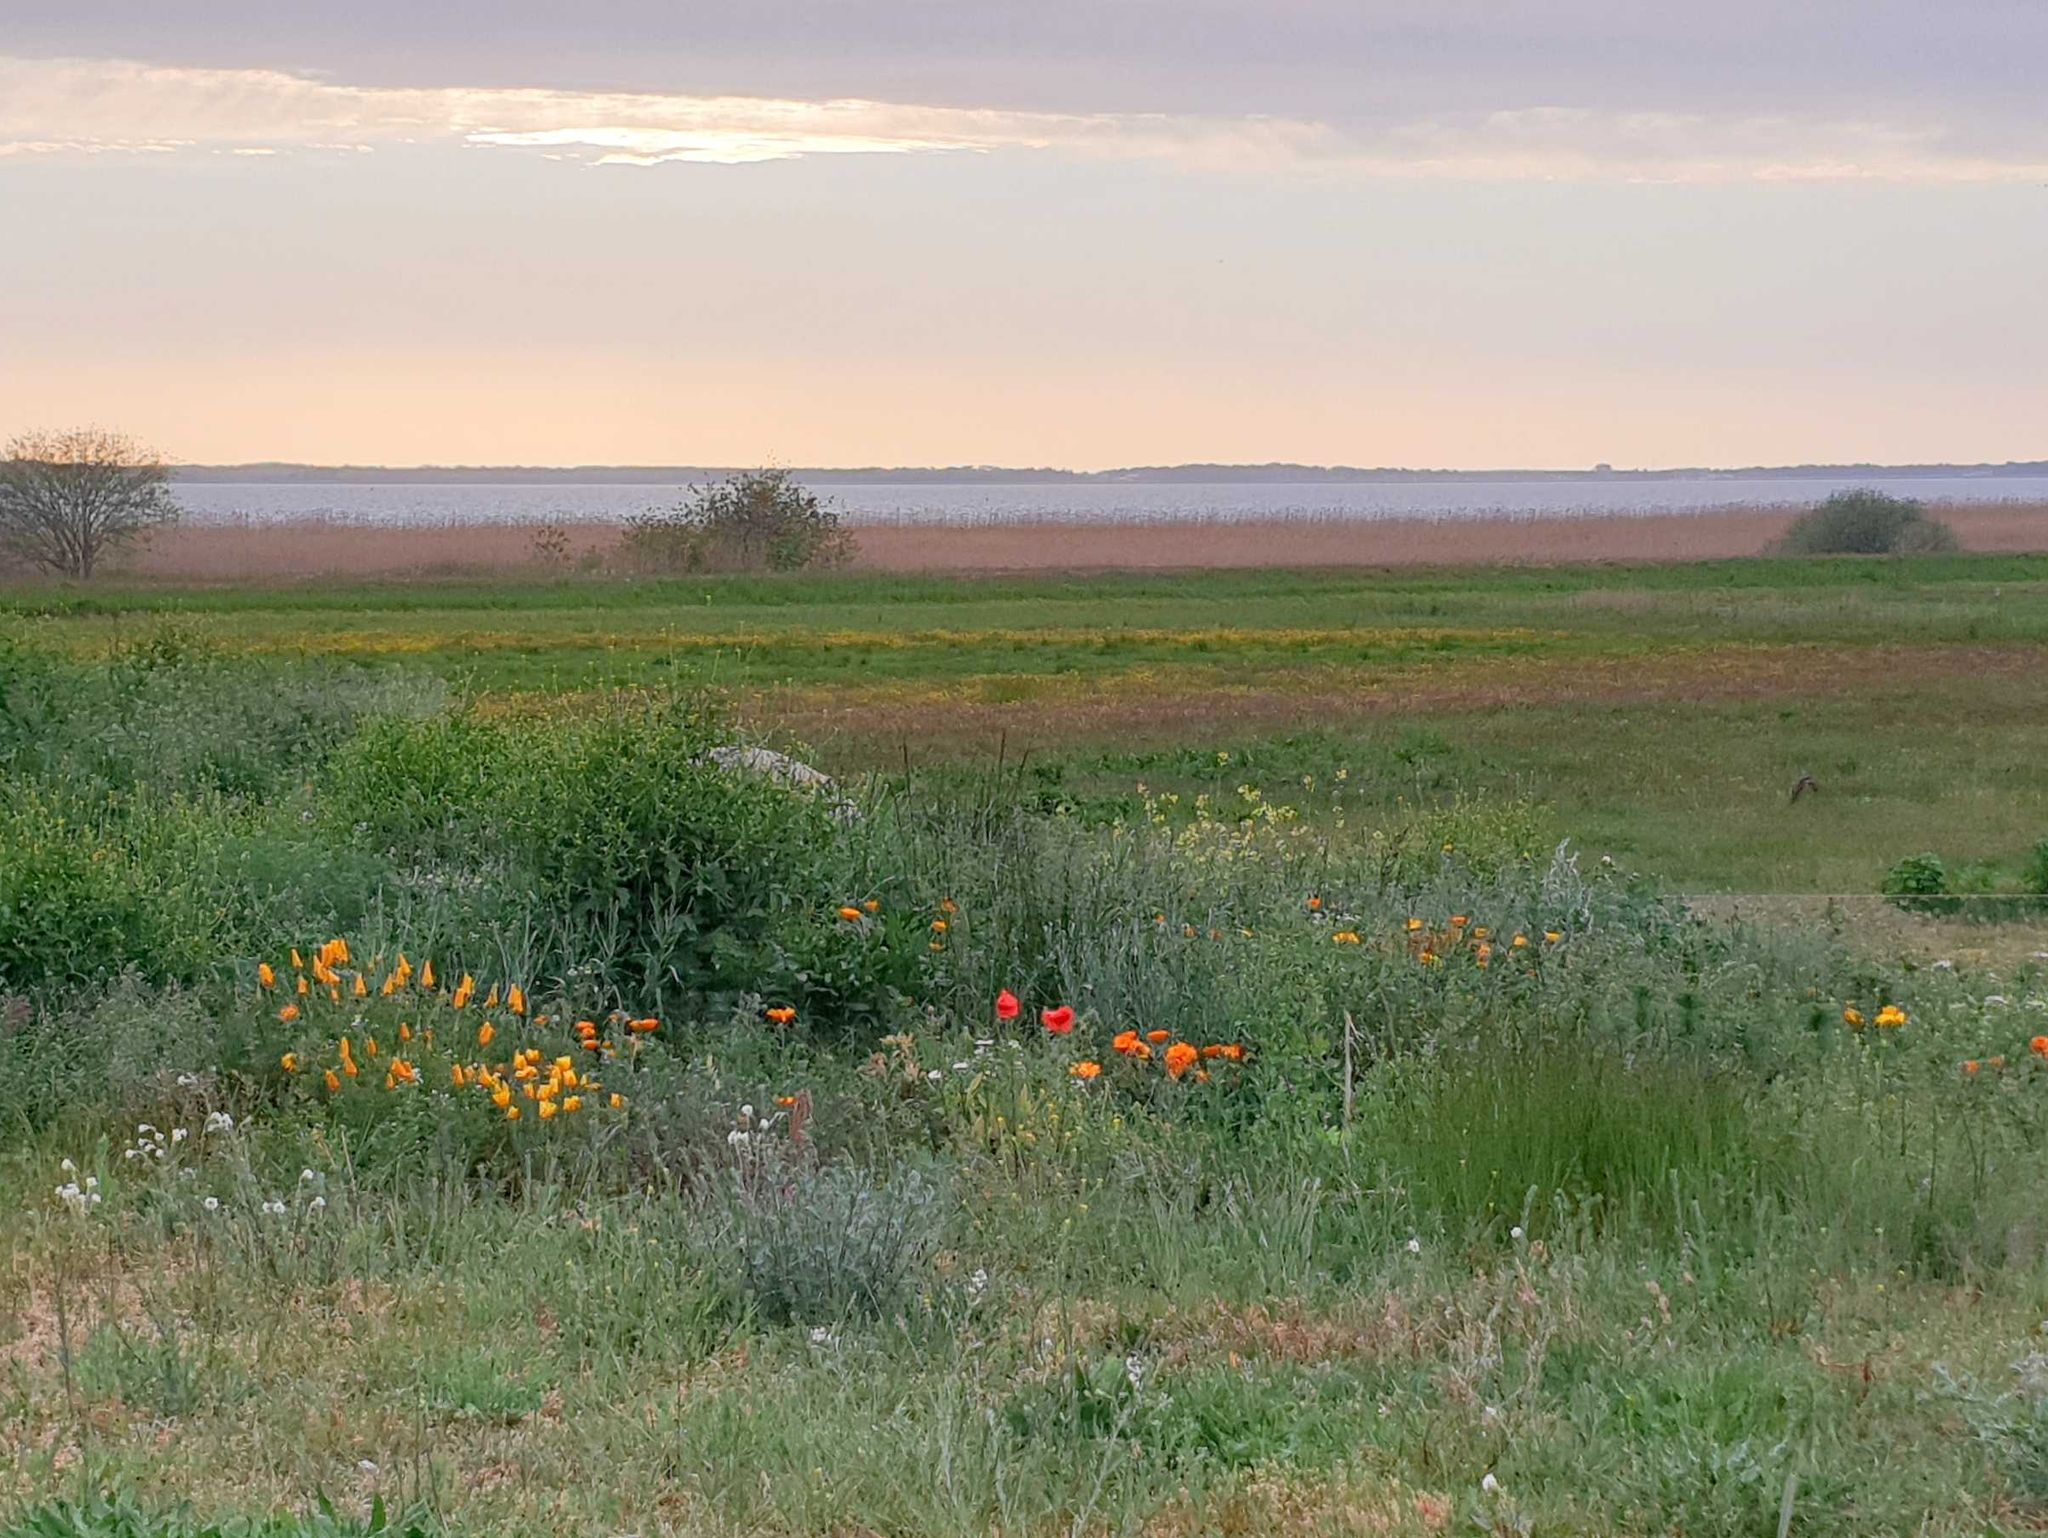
323;1069;342;1093
1842;1007;1866;1029
421;960;437;990
838;906;863;923
1875;1005;1908;1030
1511;934;1529;948
505;1105;521;1121
279;1003;300;1023
1069;1060;1103;1081
478;1021;496;1048
258;962;277;989
507;985;526;1016
538;1100;558;1121
608;1093;625;1110
1332;930;1362;945
1544;931;1562;944
1405;918;1423;932
491;1086;512;1108
280;1052;298;1073
562;1095;583;1113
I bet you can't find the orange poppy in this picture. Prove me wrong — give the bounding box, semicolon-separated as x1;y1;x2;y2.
1164;1042;1199;1078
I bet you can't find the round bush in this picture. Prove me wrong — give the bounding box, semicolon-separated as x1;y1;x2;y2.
1775;489;1958;556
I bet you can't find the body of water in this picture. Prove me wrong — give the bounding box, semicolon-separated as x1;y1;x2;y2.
170;476;2048;528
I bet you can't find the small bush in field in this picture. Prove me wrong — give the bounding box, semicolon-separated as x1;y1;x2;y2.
620;469;853;573
726;1151;944;1324
1775;488;1958;555
1883;852;1948;897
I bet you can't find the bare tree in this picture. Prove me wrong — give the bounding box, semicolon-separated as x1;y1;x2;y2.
0;428;180;579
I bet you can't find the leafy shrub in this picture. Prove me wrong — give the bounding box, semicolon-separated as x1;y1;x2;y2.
1774;488;1958;556
2027;838;2048;896
1883;852;1948;897
319;693;907;1017
620;469;853;573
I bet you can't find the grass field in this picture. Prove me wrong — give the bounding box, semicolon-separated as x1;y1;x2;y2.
4;553;2048;1536
11;554;2048;892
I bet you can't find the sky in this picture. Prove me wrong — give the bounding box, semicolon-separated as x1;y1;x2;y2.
2;2;2045;470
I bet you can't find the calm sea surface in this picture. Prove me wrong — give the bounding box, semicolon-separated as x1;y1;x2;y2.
171;476;2048;528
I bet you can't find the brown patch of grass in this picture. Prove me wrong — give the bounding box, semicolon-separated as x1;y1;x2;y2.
758;641;2047;760
1138;1474;1455;1538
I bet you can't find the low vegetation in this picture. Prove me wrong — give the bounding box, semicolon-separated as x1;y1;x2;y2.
620;468;853;573
2;580;2047;1535
1775;487;1959;555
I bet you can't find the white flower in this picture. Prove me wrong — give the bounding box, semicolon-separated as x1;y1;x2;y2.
59;1157;76;1174
740;1103;755;1120
176;1072;200;1088
952;1061;971;1072
124;1147;139;1161
261;1199;287;1217
300;1168;318;1184
807;1326;837;1347
308;1195;327;1212
203;1196;220;1212
1986;996;2010;1007
84;1176;98;1191
137;1124;155;1136
1405;1236;1422;1255
358;1459;379;1476
926;1068;942;1083
1482;1472;1502;1496
203;1112;234;1135
1934;959;1954;971
170;1127;189;1143
726;1129;749;1147
1510;1225;1526;1241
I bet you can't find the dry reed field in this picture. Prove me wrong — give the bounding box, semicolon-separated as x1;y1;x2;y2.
119;501;2048;581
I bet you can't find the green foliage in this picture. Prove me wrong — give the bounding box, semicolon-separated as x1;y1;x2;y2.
620;468;853;573
0;1492;430;1538
317;693;908;1015
2029;838;2048;896
1775;488;1959;555
1883;851;1948;896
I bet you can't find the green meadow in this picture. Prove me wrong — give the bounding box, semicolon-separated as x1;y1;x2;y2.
3;554;2048;1536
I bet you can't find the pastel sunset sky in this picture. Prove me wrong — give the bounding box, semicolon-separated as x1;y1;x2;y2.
3;2;2044;468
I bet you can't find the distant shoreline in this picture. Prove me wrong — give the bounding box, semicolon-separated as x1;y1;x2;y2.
111;500;2048;582
169;460;2048;486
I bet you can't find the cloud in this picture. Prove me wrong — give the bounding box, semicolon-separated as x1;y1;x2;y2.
2;53;2043;182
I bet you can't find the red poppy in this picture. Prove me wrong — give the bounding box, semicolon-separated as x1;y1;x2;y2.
995;990;1021;1022
1041;1006;1076;1034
